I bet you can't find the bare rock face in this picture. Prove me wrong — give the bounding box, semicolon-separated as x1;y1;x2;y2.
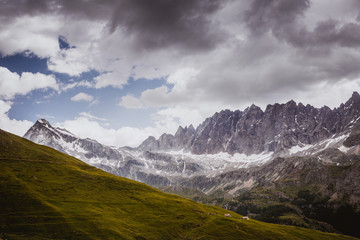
138;136;159;151
344;118;360;147
174;125;195;149
190;109;242;154
139;92;360;155
138;124;196;151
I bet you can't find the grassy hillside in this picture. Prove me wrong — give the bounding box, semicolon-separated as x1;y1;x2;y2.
0;129;358;240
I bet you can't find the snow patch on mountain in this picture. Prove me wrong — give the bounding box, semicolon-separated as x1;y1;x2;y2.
153;150;274;177
288;134;350;156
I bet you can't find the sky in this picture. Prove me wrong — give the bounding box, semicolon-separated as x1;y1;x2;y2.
1;0;360;147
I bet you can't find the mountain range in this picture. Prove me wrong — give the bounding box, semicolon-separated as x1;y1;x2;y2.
23;92;360;237
24;92;360;188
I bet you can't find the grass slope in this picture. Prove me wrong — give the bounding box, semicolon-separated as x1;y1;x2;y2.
0;129;358;240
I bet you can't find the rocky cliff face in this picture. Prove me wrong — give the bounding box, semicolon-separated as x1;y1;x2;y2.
139;92;360;156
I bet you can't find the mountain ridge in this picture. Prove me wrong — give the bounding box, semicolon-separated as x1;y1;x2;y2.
139;91;360;155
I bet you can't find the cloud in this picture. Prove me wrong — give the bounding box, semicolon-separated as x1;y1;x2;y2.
118;95;143;109
108;0;229;52
62;80;94;91
244;0;360;50
0;100;33;136
245;0;310;37
140;86;170;107
36;114;55;119
70;92;94;102
94;71;130;89
47;48;91;76
56;112;181;147
155;106;205;129
0;66;59;100
79;112;107;122
290;78;360;108
0;15;60;58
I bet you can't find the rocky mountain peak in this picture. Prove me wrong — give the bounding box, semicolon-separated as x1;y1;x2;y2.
24;118;58;140
344;91;360;109
138;136;159;151
245;104;263;114
37;118;50;126
187;124;195;134
24;119;123;163
139;92;360;155
242;105;263;124
351;91;360;100
285;100;297;111
175;126;186;136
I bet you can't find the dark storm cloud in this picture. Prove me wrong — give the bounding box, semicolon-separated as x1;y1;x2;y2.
245;0;310;36
0;0;227;52
244;0;360;49
0;0;113;19
185;0;360;106
108;0;228;52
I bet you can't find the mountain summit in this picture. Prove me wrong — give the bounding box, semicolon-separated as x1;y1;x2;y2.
24;118;123;162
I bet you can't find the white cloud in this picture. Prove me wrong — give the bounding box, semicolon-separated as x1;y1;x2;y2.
140;86;170;107
79;112;107;121
155;107;204;128
167;68;200;92
56;115;158;147
56;110;189;147
0;15;60;58
36;114;55;119
70;92;94;102
118;95;143;109
94;71;129;89
88;99;100;106
0;67;59;100
48;48;90;76
132;64;164;80
289;78;360;109
61;80;94;91
0;100;33;137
